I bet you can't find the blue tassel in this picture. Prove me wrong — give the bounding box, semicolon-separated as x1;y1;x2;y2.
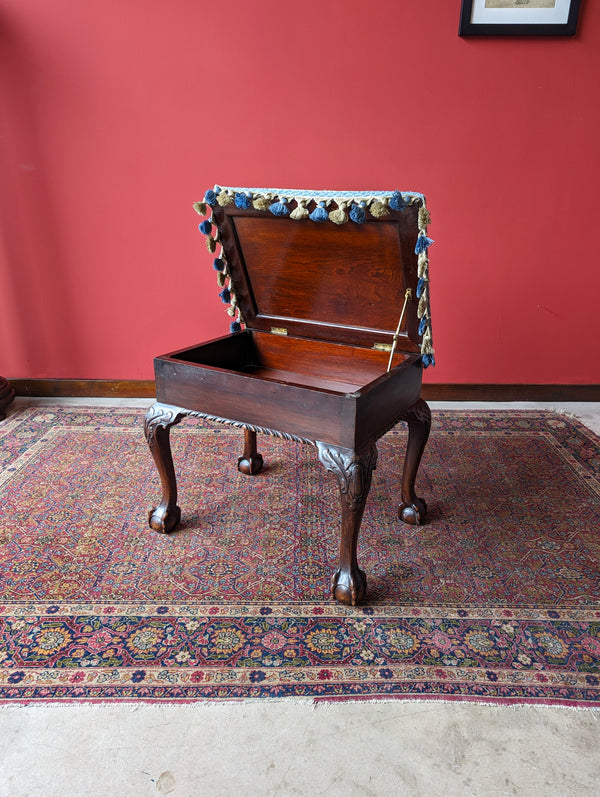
415;234;434;255
219;287;231;304
416;277;426;299
235;192;252;209
230;321;241;333
418;316;428;336
389;191;405;211
204;189;217;206
309;201;328;222
349;203;366;224
213;258;225;272
199;219;212;235
269;200;289;216
422;353;432;368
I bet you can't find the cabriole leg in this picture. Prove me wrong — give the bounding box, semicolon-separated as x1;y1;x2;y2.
237;428;264;475
316;441;378;606
144;402;187;533
397;398;431;525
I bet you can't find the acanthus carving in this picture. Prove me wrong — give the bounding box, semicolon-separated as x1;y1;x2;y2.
144;403;187;445
316;442;378;512
397;397;432;428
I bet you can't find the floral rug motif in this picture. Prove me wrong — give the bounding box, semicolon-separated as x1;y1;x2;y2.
0;406;599;705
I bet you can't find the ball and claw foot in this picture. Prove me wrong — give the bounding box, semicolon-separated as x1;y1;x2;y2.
398;497;427;525
331;567;367;606
237;453;264;475
148;504;181;533
238;429;264;475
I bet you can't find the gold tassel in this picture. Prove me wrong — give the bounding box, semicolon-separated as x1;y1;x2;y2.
206;236;216;253
193;201;207;215
328;203;349;225
418;205;431;230
422;327;433;354
252;196;270;211
217;272;226;287
217;190;233;207
290;199;309;220
418;290;428;318
418;253;429;279
369;200;390;218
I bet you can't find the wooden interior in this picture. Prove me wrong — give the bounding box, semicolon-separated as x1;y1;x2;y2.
220;208;422;351
169;331;410;395
233;217;406;330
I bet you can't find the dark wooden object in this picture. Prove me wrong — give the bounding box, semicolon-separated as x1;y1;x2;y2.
145;197;432;605
0;377;15;421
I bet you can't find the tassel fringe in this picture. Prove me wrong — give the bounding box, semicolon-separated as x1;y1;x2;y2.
235;192;252;209
252;196;271;211
290;200;309;220
309;202;328;223
194;187;434;364
419;205;431;228
328;202;348;225
269;199;289;216
217;189;233;207
389;191;405;211
369;200;390;218
349;202;366;223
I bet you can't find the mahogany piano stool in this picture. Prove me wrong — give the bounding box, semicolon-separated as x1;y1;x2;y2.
145;187;435;606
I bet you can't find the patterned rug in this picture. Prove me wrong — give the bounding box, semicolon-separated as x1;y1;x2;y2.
0;405;599;705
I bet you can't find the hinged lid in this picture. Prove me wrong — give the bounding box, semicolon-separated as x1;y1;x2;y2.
195;187;435;366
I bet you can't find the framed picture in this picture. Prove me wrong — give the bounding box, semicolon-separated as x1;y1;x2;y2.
459;0;581;36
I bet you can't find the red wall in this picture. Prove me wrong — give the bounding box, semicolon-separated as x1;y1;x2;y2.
1;0;598;384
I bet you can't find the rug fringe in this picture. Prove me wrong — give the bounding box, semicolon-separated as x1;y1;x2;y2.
312;696;600;711
4;696;600;711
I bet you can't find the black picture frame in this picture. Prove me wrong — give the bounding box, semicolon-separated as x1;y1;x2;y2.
459;0;581;36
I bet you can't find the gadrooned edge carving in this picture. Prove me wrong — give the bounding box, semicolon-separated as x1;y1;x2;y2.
144;402;315;446
144;400;431;451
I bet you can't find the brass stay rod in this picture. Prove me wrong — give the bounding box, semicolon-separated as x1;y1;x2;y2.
386;289;413;373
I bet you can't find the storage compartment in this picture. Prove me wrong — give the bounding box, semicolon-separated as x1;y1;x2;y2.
167;330;411;395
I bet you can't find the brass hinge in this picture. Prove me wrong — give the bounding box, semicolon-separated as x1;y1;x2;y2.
372;342;393;353
271;327;288;336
